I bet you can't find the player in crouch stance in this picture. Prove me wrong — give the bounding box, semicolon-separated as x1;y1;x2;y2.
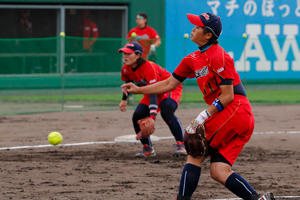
118;41;186;157
122;13;275;200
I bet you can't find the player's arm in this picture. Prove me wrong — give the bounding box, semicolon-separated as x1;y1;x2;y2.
121;75;180;96
120;80;132;112
187;80;234;134
150;30;161;51
153;38;161;48
206;83;234;116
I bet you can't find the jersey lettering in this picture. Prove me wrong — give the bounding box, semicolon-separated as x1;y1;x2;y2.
195;66;209;78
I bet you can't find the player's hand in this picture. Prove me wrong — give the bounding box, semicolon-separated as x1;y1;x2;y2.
185;109;211;134
121;82;139;96
150;44;156;52
119;100;127;112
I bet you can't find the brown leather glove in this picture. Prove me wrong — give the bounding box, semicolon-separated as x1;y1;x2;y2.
184;124;208;158
136;117;155;139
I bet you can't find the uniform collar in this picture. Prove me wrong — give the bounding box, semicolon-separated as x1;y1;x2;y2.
138;25;147;30
199;43;213;53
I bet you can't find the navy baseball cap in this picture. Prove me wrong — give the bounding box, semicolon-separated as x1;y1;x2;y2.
118;42;143;54
187;13;222;38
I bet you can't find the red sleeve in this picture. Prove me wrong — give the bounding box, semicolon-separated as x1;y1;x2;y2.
142;62;158;85
91;22;99;38
92;22;99;38
127;28;135;39
148;27;160;40
173;56;195;79
211;50;234;80
121;66;129;81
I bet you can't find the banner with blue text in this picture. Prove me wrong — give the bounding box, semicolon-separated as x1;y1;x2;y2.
165;0;300;80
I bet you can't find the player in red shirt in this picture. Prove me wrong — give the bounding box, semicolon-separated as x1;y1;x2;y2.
127;13;161;60
76;10;99;52
122;13;274;200
119;41;186;157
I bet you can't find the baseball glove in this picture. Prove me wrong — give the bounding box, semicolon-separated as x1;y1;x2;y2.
136;117;155;139
184;124;209;157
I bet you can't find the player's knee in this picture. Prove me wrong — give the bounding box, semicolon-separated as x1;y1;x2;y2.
160;108;173;121
210;163;232;184
160;101;176;121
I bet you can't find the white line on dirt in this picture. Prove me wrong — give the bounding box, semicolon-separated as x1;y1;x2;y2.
0;130;299;151
209;196;300;200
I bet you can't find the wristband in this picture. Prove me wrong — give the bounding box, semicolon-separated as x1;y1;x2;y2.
150;115;156;120
195;109;211;125
122;92;128;100
212;98;224;112
150;109;157;120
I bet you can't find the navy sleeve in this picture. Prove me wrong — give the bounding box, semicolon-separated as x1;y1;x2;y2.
172;72;186;82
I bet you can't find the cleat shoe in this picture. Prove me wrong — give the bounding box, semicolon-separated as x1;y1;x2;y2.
173;142;187;156
135;144;156;158
258;192;275;200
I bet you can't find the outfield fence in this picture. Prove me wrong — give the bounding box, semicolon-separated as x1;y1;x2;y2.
0;36;300;115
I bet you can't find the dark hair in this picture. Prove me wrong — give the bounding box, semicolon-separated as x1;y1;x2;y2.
137;13;147;19
203;27;219;44
136;56;146;67
137;13;148;25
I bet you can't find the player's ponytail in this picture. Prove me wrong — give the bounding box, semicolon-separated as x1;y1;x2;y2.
136;57;146;67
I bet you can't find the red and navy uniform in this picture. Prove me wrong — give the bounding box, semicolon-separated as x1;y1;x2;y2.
127;26;160;59
173;44;253;165
122;60;182;107
121;60;183;146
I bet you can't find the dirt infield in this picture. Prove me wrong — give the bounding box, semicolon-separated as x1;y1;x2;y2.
0;105;300;200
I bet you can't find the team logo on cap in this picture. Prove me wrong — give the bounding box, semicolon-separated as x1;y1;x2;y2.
201;13;210;20
126;43;135;48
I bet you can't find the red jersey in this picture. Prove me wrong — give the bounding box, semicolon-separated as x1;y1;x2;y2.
122;61;170;86
174;44;253;165
127;26;160;59
121;60;182;106
82;18;99;50
173;44;242;105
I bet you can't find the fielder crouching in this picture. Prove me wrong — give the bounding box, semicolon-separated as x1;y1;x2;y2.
122;12;275;200
118;41;186;157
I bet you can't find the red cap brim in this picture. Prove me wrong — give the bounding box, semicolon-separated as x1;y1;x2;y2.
118;47;135;54
187;14;205;27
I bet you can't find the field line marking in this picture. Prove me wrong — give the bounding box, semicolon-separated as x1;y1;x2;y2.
0;136;172;151
0;130;299;151
0;141;116;151
254;130;300;135
208;196;300;200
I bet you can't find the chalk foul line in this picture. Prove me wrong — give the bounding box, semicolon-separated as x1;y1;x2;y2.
0;130;299;151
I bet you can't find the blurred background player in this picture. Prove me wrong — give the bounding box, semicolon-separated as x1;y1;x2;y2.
121;13;275;200
118;42;186;157
76;9;99;53
127;13;161;62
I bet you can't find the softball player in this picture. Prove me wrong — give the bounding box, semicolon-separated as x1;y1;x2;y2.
119;42;186;157
127;13;161;61
122;13;275;200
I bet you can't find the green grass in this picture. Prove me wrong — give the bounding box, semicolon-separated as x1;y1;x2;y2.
182;89;300;104
1;87;299;115
247;90;300;104
0;89;300;104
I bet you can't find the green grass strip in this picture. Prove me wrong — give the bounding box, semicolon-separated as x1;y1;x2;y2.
0;89;299;104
